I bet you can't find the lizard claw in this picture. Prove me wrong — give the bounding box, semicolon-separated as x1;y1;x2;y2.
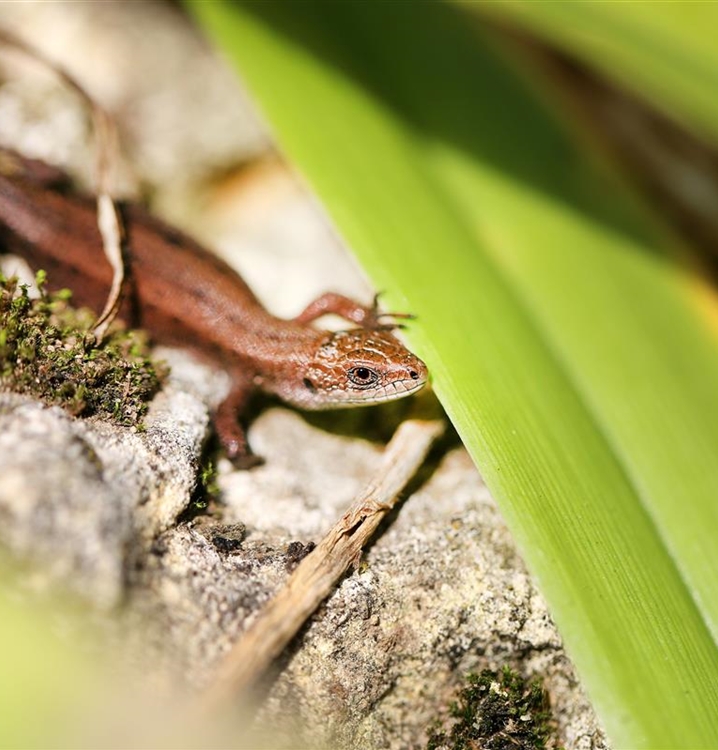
372;322;408;332
378;312;415;322
365;292;416;330
229;452;265;470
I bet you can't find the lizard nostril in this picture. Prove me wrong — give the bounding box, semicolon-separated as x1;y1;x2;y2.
409;370;419;380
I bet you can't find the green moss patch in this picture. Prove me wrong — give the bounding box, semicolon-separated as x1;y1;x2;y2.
0;271;166;426
427;667;558;750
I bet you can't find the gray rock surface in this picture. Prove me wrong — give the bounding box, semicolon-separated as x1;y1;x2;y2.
115;405;603;749
0;382;605;748
0;394;131;609
0;350;227;607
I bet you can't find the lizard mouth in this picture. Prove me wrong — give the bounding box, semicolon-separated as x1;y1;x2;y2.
341;375;428;405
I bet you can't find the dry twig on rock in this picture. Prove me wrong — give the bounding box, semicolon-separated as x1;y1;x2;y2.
201;417;445;714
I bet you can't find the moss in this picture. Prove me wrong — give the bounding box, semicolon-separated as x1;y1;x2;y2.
199;459;220;500
0;271;166;426
426;667;560;750
178;454;222;523
193;459;220;510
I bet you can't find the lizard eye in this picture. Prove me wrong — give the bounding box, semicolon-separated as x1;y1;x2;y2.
347;366;379;387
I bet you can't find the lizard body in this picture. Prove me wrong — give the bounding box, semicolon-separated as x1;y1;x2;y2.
0;151;427;466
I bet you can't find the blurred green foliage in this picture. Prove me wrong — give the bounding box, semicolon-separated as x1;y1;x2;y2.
0;580;94;749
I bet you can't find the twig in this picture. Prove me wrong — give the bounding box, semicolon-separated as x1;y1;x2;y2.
200;417;445;714
90;110;125;341
0;28;125;341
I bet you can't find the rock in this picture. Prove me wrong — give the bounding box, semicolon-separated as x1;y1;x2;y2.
0;348;227;607
0;394;130;609
123;409;604;749
0;378;605;746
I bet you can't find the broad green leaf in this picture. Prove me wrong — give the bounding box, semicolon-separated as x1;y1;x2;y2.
188;2;718;746
471;0;718;143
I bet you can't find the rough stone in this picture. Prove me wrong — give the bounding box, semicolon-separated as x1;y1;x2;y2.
0;348;227;607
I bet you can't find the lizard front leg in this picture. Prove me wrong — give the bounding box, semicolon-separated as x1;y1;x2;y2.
294;292;414;329
213;371;263;469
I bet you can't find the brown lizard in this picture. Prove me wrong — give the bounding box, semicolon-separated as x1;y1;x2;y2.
0;150;427;467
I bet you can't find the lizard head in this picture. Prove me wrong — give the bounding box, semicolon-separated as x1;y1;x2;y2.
286;328;428;410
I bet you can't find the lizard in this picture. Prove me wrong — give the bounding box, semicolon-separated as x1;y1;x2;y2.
0;149;428;467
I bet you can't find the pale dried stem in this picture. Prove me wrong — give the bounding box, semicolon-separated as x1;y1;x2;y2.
200;417;445;715
90;110;125;341
0;28;124;340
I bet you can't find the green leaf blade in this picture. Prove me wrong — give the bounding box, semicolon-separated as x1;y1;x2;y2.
188;2;718;745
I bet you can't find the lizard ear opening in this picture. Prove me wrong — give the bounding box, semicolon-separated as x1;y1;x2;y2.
303;377;316;392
